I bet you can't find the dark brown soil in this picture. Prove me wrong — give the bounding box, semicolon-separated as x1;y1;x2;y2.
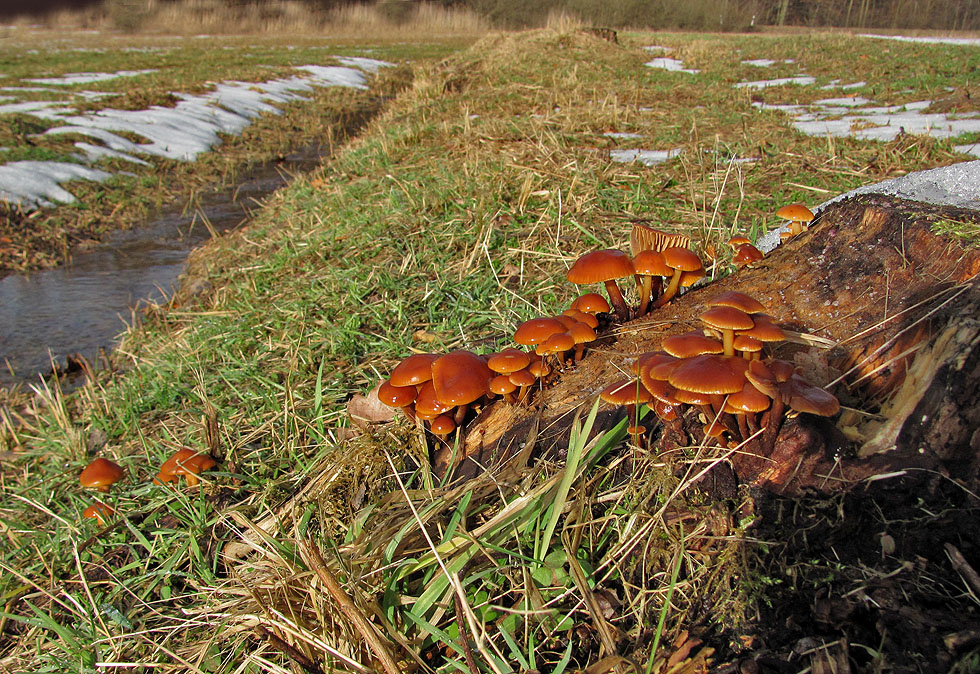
722;474;980;674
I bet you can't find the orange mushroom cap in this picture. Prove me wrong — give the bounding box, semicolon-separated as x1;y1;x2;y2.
708;291;766;314
80;457;125;493
83;501;115;525
389;353;439;388
733;243;764;267
514;317;566;347
775;203;814;223
571;293;611;315
431;350;492;407
487;348;532;375
668;355;748;395
378;379;418;408
661;331;724;359
566;249;634;321
429;414;457;438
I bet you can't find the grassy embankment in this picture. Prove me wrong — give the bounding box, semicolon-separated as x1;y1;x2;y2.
0;13;484;273
2;24;979;672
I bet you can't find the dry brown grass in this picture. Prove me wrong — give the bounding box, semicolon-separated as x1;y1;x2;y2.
13;0;490;38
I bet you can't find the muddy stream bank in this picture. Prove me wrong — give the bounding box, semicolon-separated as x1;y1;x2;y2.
0;144;329;389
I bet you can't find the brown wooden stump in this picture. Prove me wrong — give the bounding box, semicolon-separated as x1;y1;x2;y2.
454;193;980;494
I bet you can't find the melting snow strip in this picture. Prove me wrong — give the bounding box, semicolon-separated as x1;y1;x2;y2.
645;58;699;74
753;99;980;142
26;69;158;86
735;76;816;89
859;34;980;47
0;161;112;208
610;148;683;166
0;59;393;209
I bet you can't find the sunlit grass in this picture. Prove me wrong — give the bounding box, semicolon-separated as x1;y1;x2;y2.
2;24;978;672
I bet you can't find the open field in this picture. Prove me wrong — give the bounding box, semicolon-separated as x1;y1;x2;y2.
2;23;980;673
0;25;478;273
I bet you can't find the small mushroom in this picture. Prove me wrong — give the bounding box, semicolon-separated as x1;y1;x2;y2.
733;243;764;268
431;350;493;426
83;501;115;526
156;448;215;487
699;306;755;357
429;415;457;443
174;453;217;487
80;457;125;493
377;379;418;422
600;379;653;442
566;249;635;322
389;353;439;388
650;247;703;310
776;203;814;239
570;293;610;316
631;250;669;317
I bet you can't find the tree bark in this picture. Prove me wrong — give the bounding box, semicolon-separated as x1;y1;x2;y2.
455;194;980;494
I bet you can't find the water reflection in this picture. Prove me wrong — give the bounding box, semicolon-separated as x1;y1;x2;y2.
0;147;325;387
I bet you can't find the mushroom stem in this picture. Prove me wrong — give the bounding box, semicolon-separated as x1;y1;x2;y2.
636;275;653;317
762;396;786;454
603;279;631;322
735;413;750;442
453;403;470;427
721;330;735;358
650;270;682;310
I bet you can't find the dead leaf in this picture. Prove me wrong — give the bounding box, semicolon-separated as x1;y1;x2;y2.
413;329;438;343
347;383;395;429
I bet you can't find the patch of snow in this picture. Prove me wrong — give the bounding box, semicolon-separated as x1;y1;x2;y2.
295;65;369;89
954;143;980;158
813;96;872;107
742;59;776;67
1;86;59;94
735;76;816;89
75;91;121;100
26;69;157;86
0;161;111;208
821;80;867;90
610;148;683;166
645;58;699;75
0;100;71;115
755;98;980;142
335;56;394;74
758;160;980;252
859;34;980;47
73;143;150;166
603;132;643;139
643;45;670;52
0;64;376;210
821;160;980;210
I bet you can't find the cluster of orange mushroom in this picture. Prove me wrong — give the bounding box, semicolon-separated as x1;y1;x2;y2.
601;290;839;450
377;297;609;442
566;231;706;321
376;206;829;458
776;203;815;240
79;448;216;525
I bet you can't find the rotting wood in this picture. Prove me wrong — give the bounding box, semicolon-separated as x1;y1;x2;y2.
455;193;980;494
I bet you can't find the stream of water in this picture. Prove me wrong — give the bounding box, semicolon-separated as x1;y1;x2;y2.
0;146;327;389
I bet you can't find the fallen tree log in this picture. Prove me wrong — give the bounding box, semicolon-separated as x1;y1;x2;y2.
455;193;980;494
